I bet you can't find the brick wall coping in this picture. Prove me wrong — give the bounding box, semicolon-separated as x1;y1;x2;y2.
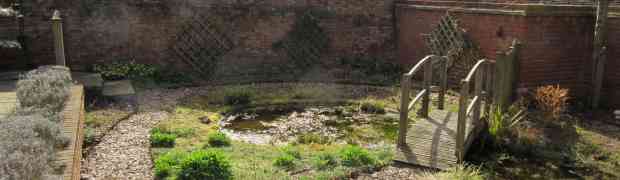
396;0;620;18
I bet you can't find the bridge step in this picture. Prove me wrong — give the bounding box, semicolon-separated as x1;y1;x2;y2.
394;110;478;170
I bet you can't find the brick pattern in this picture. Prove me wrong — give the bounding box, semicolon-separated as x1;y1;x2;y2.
0;0;396;82
397;1;620;108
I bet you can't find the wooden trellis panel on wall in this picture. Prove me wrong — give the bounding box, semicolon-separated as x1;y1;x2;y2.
171;12;234;78
423;13;483;88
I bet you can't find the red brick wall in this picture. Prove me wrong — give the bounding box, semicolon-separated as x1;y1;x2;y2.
0;0;397;83
396;1;620;108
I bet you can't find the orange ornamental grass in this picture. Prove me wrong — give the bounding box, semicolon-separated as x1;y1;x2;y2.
534;85;569;120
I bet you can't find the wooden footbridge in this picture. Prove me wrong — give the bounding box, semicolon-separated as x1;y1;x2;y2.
394;55;499;169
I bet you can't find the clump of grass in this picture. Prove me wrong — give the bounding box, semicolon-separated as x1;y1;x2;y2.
534;85;569;120
206;131;231;147
311;152;338;170
281;145;302;159
289;86;323;100
359;98;386;114
487;105;526;146
273;145;302;170
273;154;297;170
151;130;177;148
223;88;255;106
178;150;233;180
295;133;331;145
417;164;484;180
339;145;375;167
154;149;187;179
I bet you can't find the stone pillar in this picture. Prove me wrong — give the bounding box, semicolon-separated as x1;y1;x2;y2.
52;10;66;66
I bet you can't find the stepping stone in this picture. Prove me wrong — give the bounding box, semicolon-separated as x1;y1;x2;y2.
0;71;23;81
103;80;136;108
72;72;103;89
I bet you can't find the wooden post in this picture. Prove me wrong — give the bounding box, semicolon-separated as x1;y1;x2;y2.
473;69;483;125
438;56;448;110
421;60;433;118
456;80;469;162
52;10;66;66
494;40;520;111
592;0;610;109
484;62;494;116
398;74;411;146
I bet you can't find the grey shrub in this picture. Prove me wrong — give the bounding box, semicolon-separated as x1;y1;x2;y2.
16;66;73;117
0;114;69;180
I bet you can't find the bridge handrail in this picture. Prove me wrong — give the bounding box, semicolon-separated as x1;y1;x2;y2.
405;55;437;76
398;55;448;146
455;59;495;162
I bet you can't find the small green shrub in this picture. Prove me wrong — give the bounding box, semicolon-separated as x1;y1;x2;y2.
83;127;96;146
154;150;188;179
206;132;231;147
338;56;402;85
151;132;177;147
273;154;296;170
359;99;386;114
93;60;158;80
311;152;338;170
281;145;302;159
177;150;232;180
339;145;375;167
296;133;331;144
223;88;253;106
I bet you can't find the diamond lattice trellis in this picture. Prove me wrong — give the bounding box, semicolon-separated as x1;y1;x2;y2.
423;13;484;86
272;9;329;71
172;12;234;78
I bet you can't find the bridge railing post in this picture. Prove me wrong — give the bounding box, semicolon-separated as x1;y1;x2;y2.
398;74;411;146
420;58;433;118
438;56;448;110
456;80;469;162
473;67;484;126
484;62;494;117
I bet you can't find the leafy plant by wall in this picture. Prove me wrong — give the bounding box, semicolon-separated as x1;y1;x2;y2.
93;60;158;81
273;9;329;71
338;56;402;85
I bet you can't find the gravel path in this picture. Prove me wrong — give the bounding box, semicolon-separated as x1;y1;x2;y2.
81;112;168;179
354;163;428;180
80;88;194;180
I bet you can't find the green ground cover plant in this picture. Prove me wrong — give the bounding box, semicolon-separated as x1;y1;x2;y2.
206;131;231;147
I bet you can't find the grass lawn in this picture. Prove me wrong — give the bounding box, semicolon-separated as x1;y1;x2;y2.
150;84;399;180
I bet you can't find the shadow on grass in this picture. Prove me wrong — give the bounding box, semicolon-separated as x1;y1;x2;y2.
466;113;619;180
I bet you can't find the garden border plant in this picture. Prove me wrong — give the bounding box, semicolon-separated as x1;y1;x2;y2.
0;66;73;179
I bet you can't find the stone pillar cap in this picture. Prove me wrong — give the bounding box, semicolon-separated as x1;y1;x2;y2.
51;10;61;20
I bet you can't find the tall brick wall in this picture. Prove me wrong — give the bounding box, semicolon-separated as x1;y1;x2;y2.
3;0;620;107
0;0;397;84
396;0;620;108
